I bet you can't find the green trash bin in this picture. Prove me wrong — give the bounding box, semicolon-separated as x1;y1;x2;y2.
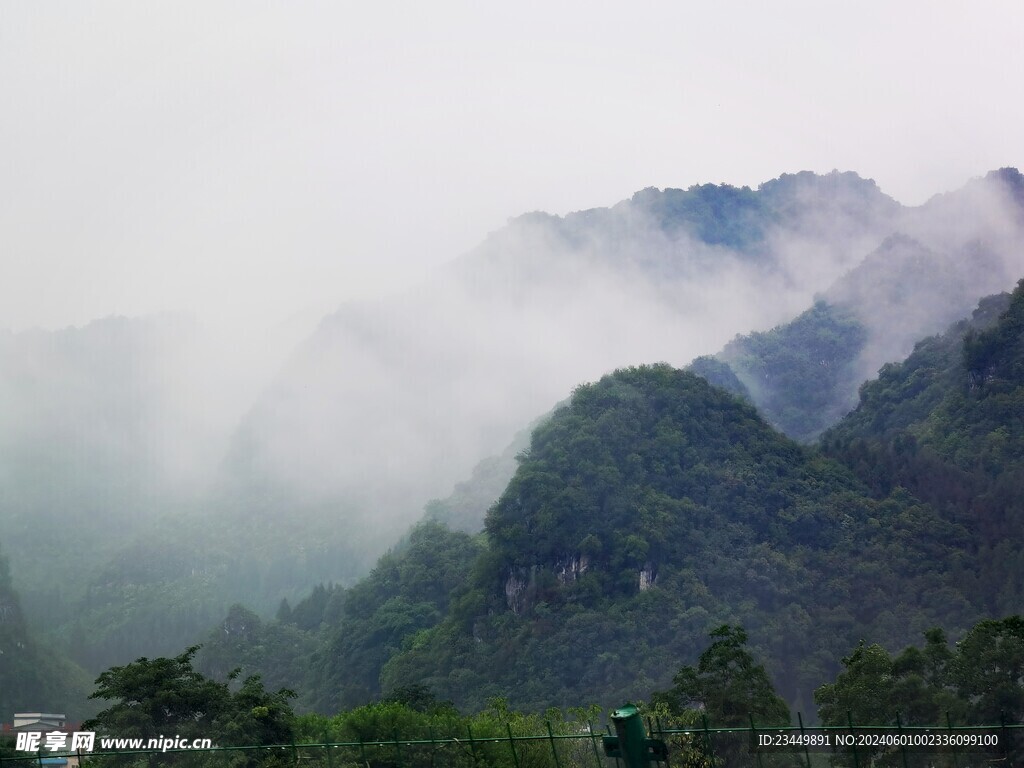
602;704;668;768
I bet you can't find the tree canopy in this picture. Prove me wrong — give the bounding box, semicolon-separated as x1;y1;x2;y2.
652;625;790;726
86;646;296;748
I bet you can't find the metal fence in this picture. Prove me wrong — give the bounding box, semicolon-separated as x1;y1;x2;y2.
4;716;1024;768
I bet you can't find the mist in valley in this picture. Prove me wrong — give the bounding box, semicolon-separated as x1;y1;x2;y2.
2;3;1023;712
2;163;1023;681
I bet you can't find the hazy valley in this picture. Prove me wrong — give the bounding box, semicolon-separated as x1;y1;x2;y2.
2;168;1024;720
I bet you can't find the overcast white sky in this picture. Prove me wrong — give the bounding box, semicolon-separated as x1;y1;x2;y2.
1;1;1021;335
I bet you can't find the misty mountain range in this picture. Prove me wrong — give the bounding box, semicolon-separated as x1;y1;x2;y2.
1;168;1023;708
199;278;1024;715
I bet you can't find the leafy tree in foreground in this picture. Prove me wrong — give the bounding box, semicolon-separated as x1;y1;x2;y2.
817;617;1024;726
814;641;899;725
381;683;454;713
86;646;229;739
86;645;296;758
653;625;790;727
295;698;597;768
815;620;1024;768
652;626;790;768
954;616;1024;724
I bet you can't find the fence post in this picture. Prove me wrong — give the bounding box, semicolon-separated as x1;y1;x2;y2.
607;724;622;768
797;712;812;768
945;711;959;768
358;736;368;768
895;711;908;768
701;713;716;766
323;730;334;768
749;714;764;768
392;728;403;768
846;710;860;768
546;720;563;768
467;724;481;768
1000;710;1008;764
587;721;603;768
506;723;522;768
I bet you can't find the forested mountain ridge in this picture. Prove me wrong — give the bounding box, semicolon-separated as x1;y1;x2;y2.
468;169;899;267
710;226;1018;442
712;300;865;440
190;285;1023;718
225;168;1024;565
822;288;1015;458
195;520;482;714
823;279;1024;615
220;170;908;565
374;366;982;714
6;170;1024;711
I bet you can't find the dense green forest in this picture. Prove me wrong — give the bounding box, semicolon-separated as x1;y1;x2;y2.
21;615;1024;768
192;280;1024;718
823;280;1024;614
202;167;916;656
815;617;1024;727
4;170;1024;721
197;361;1009;717
376;366;981;714
193;521;481;713
708;230;1016;444
715;300;867;440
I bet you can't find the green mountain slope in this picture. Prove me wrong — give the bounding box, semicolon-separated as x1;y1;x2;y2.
219;170;904;605
10;169;1023;689
312;522;483;712
195;521;483;714
198;286;1024;715
714;300;867;440
364;366;981;713
822;281;1024;614
709;227;1018;443
424;421;538;534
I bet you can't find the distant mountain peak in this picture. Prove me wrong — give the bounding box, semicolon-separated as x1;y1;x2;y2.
985;166;1022;185
757;168;884;195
